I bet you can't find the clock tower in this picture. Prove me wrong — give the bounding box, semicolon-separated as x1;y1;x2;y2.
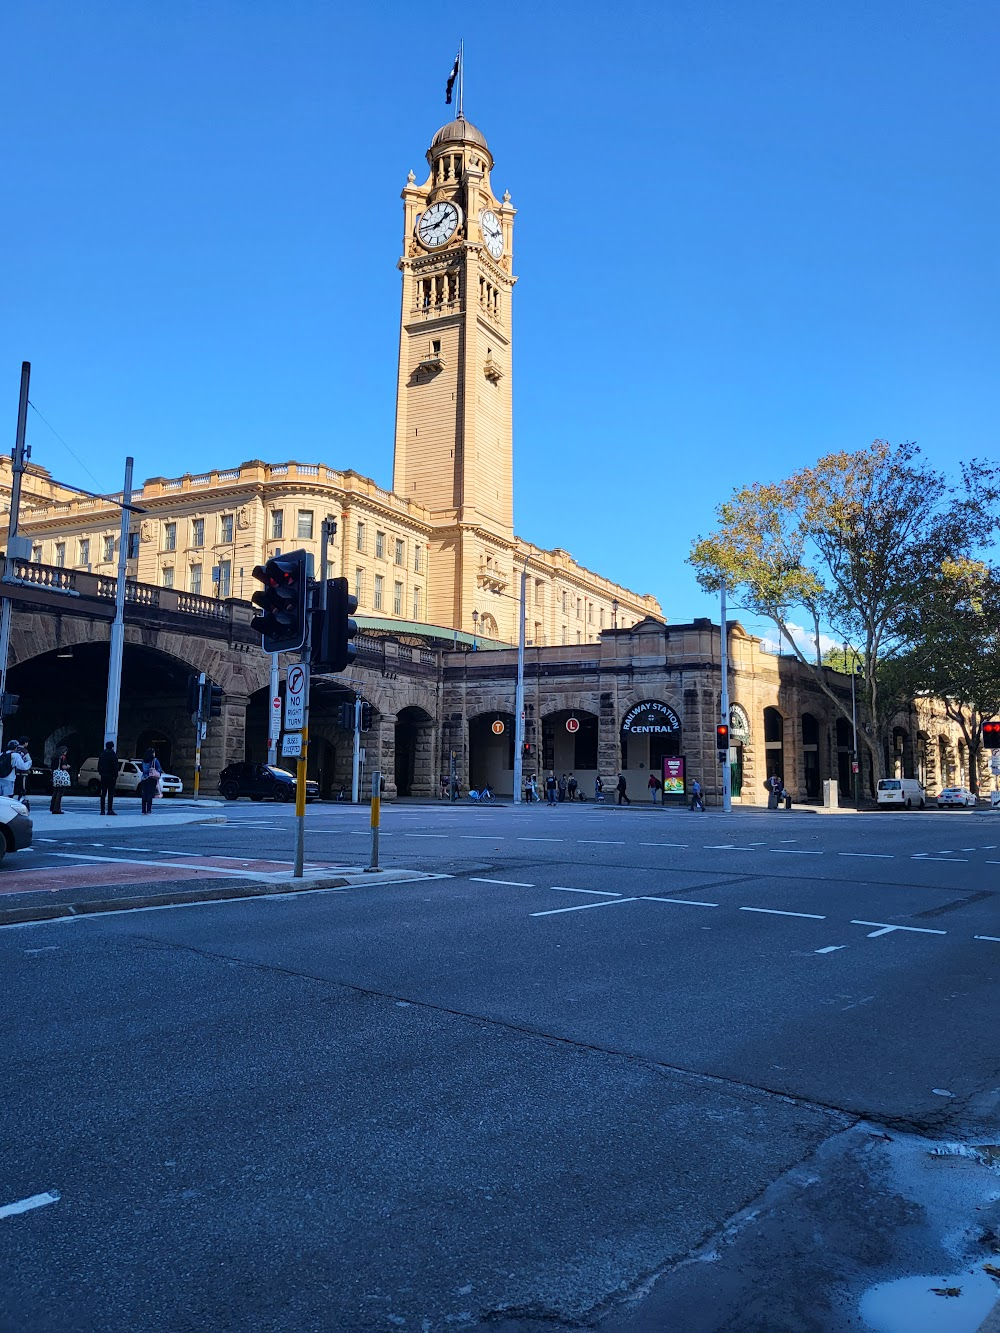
393;115;517;630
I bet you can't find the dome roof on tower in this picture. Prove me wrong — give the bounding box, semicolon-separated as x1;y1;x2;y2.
431;116;489;150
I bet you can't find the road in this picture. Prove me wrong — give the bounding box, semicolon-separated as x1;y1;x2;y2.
2;798;999;1331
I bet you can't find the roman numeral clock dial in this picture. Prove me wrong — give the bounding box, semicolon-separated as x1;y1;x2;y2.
417;201;461;248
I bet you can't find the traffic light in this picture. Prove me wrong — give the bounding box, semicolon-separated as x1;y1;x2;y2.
313;577;358;672
0;692;19;718
716;722;730;761
208;682;224;718
983;721;1000;749
338;702;353;731
186;673;203;719
250;551;309;654
360;702;373;732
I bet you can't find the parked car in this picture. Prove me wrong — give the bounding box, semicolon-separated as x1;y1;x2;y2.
937;786;977;809
77;757;183;797
876;777;926;809
0;796;32;862
23;764;54;796
218;761;319;803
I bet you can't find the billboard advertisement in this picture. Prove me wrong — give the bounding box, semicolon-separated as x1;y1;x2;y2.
662;755;686;799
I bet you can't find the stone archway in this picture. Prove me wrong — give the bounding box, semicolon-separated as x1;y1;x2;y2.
395;706;435;797
468;711;515;796
763;707;785;781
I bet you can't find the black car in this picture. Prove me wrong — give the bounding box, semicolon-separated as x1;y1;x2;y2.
218;762;320;803
23;764;53;796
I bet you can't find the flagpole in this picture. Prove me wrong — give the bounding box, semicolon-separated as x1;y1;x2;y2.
458;38;464;118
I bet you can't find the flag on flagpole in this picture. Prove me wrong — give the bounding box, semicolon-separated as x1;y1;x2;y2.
445;50;460;104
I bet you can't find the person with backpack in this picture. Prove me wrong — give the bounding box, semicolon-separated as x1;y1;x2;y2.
690;779;704;812
0;740;30;802
616;772;631;805
97;741;119;815
647;773;661;804
567;773;578;801
139;747;162;815
595;774;605;802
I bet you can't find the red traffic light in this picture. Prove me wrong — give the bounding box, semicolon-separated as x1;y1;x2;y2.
716;723;730;749
983;721;1000;750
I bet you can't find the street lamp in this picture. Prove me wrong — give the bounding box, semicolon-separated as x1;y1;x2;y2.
611;597;619;630
851;661;863;809
471;609;479;650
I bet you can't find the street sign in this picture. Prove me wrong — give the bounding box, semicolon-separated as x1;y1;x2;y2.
565;717;580;734
991;751;1000;776
491;719;505;735
282;733;303;757
285;664;308;730
271;695;281;716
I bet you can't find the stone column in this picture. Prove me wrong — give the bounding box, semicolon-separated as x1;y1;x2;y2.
370;713;397;801
200;693;249;791
598;688;620;779
411;719;437;797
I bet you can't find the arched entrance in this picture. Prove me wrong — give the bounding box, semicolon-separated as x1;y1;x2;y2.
836;717;853;794
395;706;434;797
136;729;173;772
801;713;820;800
620;701;681;775
469;712;515;795
541;709;599;791
729;704;750;798
763;707;784;781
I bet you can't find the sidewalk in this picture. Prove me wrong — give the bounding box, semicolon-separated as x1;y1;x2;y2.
22;796;226;833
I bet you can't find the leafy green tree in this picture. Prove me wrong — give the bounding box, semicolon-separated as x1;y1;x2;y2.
689;441;1000;783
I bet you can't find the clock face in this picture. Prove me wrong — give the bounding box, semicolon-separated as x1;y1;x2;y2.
480;209;503;259
417;201;460;249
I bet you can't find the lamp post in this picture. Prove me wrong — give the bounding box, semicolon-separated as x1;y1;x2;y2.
611;597;619;631
471;609;479;650
851;662;861;809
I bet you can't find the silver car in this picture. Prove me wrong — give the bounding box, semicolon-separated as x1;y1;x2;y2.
937;786;977;809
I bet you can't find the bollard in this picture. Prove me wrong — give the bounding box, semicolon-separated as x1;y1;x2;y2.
366;770;382;873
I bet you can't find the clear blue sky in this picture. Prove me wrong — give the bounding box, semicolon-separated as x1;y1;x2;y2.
3;0;997;630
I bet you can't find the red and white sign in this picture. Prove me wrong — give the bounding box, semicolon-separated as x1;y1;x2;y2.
285;664;308;731
565;717;580;734
491;720;505;735
271;695;281;714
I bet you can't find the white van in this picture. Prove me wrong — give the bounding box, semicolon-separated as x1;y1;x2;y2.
876;777;925;809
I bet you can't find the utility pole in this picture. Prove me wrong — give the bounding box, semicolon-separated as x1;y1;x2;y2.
352;696;362;803
192;672;206;800
103;455;134;747
851;664;861;809
0;362;31;754
720;578;732;814
512;559;528;804
267;654;280;764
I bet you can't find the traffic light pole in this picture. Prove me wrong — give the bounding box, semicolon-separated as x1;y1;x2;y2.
293;624;312;879
352;697;361;804
720;579;732;814
513;559;527;805
103;455;134;747
0;362;31;754
193;672;205;801
267;653;280;765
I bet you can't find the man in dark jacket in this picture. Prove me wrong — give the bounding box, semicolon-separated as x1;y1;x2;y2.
98;741;119;815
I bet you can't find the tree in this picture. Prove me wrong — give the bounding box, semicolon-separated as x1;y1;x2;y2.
689;441;1000;784
902;560;1000;794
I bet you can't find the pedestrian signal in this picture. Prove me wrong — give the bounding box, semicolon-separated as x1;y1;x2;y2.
186;673;203;719
360;702;373;732
250;551;309;654
338;702;353;731
208;682;224;718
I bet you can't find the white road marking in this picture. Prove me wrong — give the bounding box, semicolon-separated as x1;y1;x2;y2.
639;842;688;848
531;897;640;918
703;845;759;851
577;840;626;845
741;907;826;919
0;1191;60;1220
405;834;449;838
839;852;894;859
550;886;622;897
851;920;947;937
518;838;564;843
815;945;847;954
641;895;719;908
48;852;276;876
778;839;798;843
770;850;823;855
912;855;968;862
36;838;58;843
974;935;1000;943
469;878;535;887
459;835;501;841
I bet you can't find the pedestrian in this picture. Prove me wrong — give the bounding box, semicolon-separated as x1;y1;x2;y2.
12;737;32;811
647;773;661;804
767;773;782;810
616;772;630;805
139;747;162;815
0;739;30;802
558;773;567;803
49;750;71;814
690;779;704;812
546;771;558;806
98;740;119;815
595;774;605;802
439;774;448;800
567;773;578;801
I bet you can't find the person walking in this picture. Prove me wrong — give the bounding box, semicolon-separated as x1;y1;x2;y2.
616;772;630;805
139;747;162;815
439;774;448;800
558;773;567;803
647;773;661;804
767;773;782;810
49;750;71;814
12;738;32;811
595;774;605;802
567;773;578;801
546;771;558;806
98;741;119;815
690;779;704;812
0;740;30;802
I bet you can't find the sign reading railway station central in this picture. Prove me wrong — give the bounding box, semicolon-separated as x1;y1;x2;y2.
621;701;680;735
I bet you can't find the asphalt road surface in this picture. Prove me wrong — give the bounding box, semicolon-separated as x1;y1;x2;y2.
3;799;999;1331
